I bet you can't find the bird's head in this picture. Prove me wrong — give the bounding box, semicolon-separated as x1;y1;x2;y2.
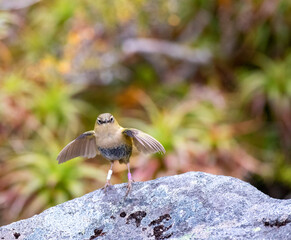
95;113;117;128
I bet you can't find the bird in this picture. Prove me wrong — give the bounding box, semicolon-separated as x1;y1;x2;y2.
57;113;165;196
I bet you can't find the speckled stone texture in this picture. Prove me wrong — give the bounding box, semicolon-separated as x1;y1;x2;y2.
1;172;291;240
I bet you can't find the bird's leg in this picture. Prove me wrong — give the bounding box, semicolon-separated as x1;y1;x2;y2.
125;163;133;197
103;162;114;191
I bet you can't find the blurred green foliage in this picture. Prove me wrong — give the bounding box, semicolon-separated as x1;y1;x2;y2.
1;0;291;225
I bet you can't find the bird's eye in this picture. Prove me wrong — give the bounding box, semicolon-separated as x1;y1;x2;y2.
110;117;114;123
97;119;102;125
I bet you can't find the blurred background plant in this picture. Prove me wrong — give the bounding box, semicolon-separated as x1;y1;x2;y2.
1;0;291;225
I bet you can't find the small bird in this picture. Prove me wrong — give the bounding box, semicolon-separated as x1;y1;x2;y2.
57;113;165;196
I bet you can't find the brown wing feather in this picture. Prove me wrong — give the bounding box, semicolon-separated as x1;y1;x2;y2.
123;128;165;154
57;131;98;164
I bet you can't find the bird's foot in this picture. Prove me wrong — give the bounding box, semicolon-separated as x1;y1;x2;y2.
125;179;133;198
102;181;112;192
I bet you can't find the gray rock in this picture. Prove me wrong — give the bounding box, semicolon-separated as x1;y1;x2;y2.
1;172;291;240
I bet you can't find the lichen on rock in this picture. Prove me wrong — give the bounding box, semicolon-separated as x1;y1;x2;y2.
0;172;291;239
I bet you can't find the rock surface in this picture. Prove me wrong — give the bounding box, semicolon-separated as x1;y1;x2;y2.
1;172;291;240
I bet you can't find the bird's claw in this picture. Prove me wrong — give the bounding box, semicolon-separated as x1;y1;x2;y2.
125;179;133;198
102;182;112;192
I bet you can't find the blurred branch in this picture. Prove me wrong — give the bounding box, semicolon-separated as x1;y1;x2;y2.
122;38;212;65
178;10;210;43
0;0;41;10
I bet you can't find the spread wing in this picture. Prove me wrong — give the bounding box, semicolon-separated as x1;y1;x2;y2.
57;131;98;164
123;128;165;154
